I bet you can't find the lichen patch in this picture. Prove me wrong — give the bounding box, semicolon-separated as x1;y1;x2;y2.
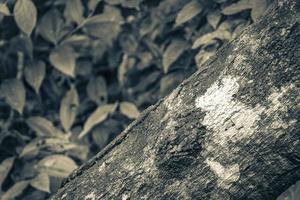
196;76;297;189
98;162;107;172
122;193;130;200
195;76;297;147
205;158;240;189
195;76;264;146
85;191;96;200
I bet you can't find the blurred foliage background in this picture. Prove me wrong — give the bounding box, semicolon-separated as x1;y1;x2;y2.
0;0;279;199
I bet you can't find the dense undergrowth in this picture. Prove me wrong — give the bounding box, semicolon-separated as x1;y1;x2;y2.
0;0;273;199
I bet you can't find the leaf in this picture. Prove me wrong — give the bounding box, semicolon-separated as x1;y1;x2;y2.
117;54;129;86
250;0;268;22
0;3;10;16
26;116;61;137
19;139;39;158
222;0;269;21
13;0;37;36
88;0;102;11
160;72;185;97
105;0;141;9
78;103;118;138
37;9;67;45
60;86;79;132
62;34;90;47
49;45;77;77
86;76;107;105
9;35;33;57
175;0;203;27
83;5;123;45
120;102;140;119
40;138;77;153
66;144;89;161
192;29;231;49
195;51;215;67
232;20;250;39
24;60;46;94
30;173;51;193
20;138;76;158
0;157;15;187
206;10;222;29
92;126;111;149
84;5;123;23
36;155;78;178
221;0;252;15
162;39;188;73
1;181;29;200
0;79;26;114
64;0;84;24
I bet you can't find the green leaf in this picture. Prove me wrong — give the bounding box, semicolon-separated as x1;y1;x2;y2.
36;155;78;178
105;0;141;9
0;3;10;16
66;144;89;161
1;79;26;114
84;5;123;23
83;5;123;45
9;35;33;58
30;173;50;193
62;34;90;46
88;0;103;12
192;29;231;49
24;60;46;94
26;116;61;137
78;103;117;138
1;181;29;200
20;138;76;158
160;72;185;97
222;0;269;21
19;139;39;158
64;0;84;24
13;0;37;36
117;54;129;86
232;20;250;39
162;39;188;73
86;76;107;105
206;10;222;29
120;102;140;119
221;0;252;15
92;126;111;149
37;9;67;45
49;45;77;77
40;138;77;153
250;0;269;22
195;50;215;67
60;86;79;132
175;0;203;27
0;157;15;187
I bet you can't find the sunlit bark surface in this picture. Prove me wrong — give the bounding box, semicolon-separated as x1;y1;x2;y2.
51;0;300;199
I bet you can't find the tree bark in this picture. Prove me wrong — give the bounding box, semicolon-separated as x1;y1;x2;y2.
51;0;300;199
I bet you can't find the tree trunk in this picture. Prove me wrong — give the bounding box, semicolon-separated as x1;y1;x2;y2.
51;0;300;199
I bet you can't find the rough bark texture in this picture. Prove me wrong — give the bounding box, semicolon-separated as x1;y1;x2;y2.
51;0;300;199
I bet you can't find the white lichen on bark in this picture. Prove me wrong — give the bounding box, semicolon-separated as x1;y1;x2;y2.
195;76;264;146
85;192;96;200
205;158;240;189
195;76;296;146
195;75;297;188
